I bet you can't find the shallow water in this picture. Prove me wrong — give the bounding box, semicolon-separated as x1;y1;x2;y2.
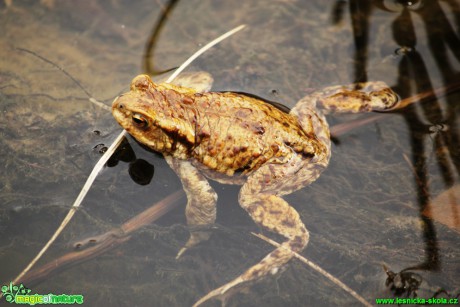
0;0;459;306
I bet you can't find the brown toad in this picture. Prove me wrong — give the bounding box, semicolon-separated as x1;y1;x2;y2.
112;72;398;305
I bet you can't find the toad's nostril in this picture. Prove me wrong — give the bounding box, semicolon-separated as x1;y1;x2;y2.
118;103;124;109
112;96;122;109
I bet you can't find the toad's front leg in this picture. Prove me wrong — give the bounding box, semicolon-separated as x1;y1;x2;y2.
165;156;218;258
194;153;318;306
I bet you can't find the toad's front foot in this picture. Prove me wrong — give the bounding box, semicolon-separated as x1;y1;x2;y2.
176;228;213;259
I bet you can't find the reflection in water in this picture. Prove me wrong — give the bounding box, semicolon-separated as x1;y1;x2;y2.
332;0;460;297
142;0;180;76
332;0;371;83
383;264;423;298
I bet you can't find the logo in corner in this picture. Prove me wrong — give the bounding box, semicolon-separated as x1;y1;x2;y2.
2;282;31;303
1;282;84;305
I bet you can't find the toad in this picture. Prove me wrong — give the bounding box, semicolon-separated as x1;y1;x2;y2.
112;72;398;305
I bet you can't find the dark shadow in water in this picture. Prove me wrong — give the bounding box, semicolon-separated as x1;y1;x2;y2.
332;0;460;297
143;0;180;76
107;137;155;185
332;0;371;83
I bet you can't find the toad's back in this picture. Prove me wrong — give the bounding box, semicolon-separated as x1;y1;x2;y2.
190;91;321;176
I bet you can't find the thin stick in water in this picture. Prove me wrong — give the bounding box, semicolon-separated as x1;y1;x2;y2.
252;232;372;307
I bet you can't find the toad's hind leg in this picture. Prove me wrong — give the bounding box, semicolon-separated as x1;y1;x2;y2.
193;153;325;306
292;81;399;115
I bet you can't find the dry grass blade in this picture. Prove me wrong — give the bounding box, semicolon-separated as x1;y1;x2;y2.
166;24;246;83
8;130;127;287
5;24;246;295
252;232;373;307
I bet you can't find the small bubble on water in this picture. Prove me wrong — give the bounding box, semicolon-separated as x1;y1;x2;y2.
428;124;448;133
383;0;423;11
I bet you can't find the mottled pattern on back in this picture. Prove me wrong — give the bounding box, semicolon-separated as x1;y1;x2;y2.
190;91;321;176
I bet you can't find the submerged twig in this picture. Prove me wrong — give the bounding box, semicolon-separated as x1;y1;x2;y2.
252;232;372;307
6;24;246;293
390;81;460;110
19;190;185;286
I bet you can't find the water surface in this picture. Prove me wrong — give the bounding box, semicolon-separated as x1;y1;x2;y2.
0;1;459;306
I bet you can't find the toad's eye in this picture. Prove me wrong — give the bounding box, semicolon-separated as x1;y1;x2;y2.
132;113;149;129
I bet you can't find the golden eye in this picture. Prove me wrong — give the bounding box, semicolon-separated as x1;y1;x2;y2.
132;113;149;129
